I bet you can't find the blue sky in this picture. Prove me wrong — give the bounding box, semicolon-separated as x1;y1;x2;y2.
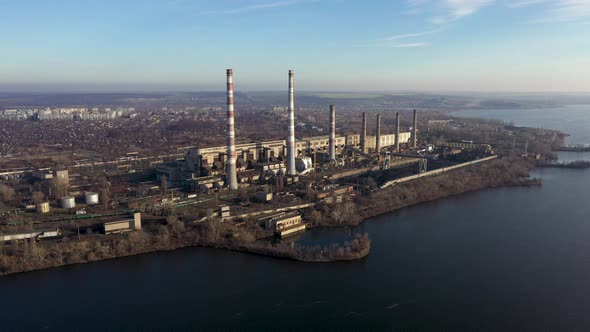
1;0;589;92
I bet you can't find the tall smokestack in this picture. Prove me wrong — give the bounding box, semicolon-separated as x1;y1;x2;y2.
395;112;400;152
412;109;418;149
375;113;381;153
226;69;238;190
361;112;367;153
287;70;296;175
329;105;336;160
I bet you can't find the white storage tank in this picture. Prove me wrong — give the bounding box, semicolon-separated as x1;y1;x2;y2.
61;196;76;209
85;192;99;205
295;157;313;173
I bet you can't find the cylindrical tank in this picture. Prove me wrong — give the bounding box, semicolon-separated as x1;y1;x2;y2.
85;192;99;205
36;202;50;214
61;196;76;209
295;157;313;173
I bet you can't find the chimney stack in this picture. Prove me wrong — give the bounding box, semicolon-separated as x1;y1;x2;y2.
329;105;336;160
361;112;367;153
395;112;400;152
375;113;382;153
412;109;418;149
286;70;296;175
225;69;238;190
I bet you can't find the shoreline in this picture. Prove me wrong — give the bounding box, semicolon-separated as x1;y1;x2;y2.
0;158;535;277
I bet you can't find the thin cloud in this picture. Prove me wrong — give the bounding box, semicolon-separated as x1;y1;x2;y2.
390;42;430;48
506;0;548;9
445;0;494;17
407;0;494;23
358;28;440;48
353;41;430;48
380;28;442;41
507;0;590;23
199;0;317;15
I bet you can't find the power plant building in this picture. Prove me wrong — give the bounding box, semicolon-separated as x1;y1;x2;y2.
157;131;411;183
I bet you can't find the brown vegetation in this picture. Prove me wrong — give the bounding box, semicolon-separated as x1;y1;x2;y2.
311;157;537;227
0;216;369;276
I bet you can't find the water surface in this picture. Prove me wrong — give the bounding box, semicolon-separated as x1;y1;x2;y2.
452;104;590;145
1;108;590;330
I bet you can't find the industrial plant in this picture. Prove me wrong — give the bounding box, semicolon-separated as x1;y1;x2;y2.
156;69;417;194
0;66;527;277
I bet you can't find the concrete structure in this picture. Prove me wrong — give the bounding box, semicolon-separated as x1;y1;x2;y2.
32;171;53;180
160;131;413;183
219;205;230;219
103;213;142;234
442;141;493;152
85;192;99;205
61;196;75;209
361;112;367;153
375;113;382;153
226;69;238;190
395;112;401;152
351;132;411;152
296;136;345;157
316;185;354;203
287;70;296;176
54;170;69;185
262;213;306;237
1;228;61;242
329;105;336;160
412;109;418;149
381;156;498;189
36;202;50;214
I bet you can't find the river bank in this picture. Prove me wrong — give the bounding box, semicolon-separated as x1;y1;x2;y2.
537;160;590;169
0;157;533;277
310;157;538;228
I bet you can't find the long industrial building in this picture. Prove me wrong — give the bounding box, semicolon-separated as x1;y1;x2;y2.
157;131;411;182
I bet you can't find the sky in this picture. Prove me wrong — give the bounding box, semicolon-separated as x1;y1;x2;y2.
1;0;590;93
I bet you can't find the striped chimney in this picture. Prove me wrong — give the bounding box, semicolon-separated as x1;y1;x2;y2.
395;112;400;152
375;113;382;153
226;69;238;190
287;70;297;175
329;105;336;160
412;109;418;148
361;112;367;153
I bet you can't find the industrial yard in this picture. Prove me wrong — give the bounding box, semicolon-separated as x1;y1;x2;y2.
0;70;564;276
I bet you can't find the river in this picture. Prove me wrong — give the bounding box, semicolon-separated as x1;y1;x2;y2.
452;104;590;145
1;106;590;331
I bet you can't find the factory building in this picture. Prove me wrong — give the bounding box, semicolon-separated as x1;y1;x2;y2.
103;213;142;235
261;212;306;237
345;133;412;153
156;131;412;184
1;228;61;242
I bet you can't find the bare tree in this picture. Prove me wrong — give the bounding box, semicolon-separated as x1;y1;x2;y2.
0;185;16;204
32;191;45;204
331;202;357;225
99;187;110;210
50;178;68;199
